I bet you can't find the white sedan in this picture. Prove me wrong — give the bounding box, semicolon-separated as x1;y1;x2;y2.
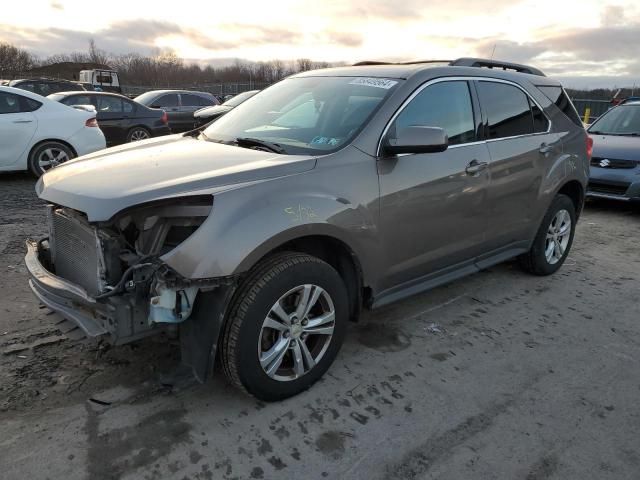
0;86;106;177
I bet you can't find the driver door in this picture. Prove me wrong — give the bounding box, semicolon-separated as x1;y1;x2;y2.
377;80;491;291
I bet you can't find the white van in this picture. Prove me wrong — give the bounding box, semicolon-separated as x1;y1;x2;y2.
78;69;121;93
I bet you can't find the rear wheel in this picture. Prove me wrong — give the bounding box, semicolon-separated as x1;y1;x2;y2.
28;141;75;177
519;194;576;275
127;127;150;142
221;252;348;401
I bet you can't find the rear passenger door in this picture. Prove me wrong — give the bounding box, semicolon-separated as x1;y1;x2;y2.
96;96;126;145
179;94;212;130
153;94;180;130
475;80;558;250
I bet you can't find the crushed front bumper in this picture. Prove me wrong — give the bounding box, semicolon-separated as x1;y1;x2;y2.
25;240;109;337
25;239;162;344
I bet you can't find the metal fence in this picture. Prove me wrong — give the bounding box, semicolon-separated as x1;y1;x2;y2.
570;99;611;124
121;82;272;97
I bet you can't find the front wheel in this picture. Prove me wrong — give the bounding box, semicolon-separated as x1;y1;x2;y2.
519;194;576;275
220;252;348;401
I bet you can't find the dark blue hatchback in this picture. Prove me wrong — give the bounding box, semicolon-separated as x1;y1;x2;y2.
587;102;640;201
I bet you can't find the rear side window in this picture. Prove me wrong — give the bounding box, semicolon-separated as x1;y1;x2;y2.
0;92;41;113
63;95;94;106
530;101;549;133
537;85;583;127
21;97;42;112
182;94;213;107
97;96;123;113
477;82;533;139
393;81;476;145
0;92;20;113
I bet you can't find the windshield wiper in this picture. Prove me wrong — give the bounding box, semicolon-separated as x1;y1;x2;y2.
235;137;287;154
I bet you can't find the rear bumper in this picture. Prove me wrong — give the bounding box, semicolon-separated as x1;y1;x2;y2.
587;167;640;201
25;240;109;337
151;125;172;137
69;127;107;157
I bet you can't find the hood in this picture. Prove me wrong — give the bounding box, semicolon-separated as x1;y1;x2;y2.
194;105;232;118
37;135;316;221
591;134;640;161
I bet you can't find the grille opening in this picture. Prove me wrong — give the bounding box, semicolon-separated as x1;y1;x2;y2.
588;181;630;196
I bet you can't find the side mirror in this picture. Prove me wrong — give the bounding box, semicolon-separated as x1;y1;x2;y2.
151;105;161;109
383;126;448;155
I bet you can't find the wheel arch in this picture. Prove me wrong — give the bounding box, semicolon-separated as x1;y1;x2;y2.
556;179;585;218
236;229;369;321
28;138;78;159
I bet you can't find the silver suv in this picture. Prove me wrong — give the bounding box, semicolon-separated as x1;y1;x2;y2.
26;58;589;400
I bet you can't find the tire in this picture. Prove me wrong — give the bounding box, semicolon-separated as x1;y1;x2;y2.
28;141;75;177
221;252;349;401
519;194;576;275
127;127;151;143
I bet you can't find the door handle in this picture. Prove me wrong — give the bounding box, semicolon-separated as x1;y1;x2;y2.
539;142;553;154
465;160;489;175
13;119;33;123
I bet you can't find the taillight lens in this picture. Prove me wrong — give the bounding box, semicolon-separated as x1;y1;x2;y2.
85;117;98;127
161;111;168;124
586;135;593;159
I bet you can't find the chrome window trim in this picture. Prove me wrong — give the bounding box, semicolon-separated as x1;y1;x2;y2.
377;76;552;156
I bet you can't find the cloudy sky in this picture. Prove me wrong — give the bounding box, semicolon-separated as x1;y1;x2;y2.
1;0;639;87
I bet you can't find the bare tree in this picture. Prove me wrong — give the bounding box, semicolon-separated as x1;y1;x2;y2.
88;39;110;66
0;42;35;74
296;58;313;72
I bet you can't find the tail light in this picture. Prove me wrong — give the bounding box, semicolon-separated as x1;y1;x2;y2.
160;111;168;124
586;135;593;160
85;117;98;127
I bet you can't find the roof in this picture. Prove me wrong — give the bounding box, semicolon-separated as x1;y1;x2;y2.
52;91;128;98
136;89;214;96
295;57;557;84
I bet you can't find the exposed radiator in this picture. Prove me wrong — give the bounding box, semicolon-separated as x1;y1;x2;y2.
48;208;103;296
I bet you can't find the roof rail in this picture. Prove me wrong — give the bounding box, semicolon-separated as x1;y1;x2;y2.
449;58;545;77
352;61;393;66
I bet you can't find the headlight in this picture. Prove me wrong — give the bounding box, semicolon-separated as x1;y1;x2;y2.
113;196;213;256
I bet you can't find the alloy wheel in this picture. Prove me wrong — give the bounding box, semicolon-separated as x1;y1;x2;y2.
545;209;571;264
258;284;335;381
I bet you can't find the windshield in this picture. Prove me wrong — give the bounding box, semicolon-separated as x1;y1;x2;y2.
589;105;640;135
202;76;401;154
223;90;258;107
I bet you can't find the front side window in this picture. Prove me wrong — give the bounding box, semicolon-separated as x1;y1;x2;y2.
156;94;179;108
203;76;401;155
477;82;534;139
588;105;640;135
391;81;476;145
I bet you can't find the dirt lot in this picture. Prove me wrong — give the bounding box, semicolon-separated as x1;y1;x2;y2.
1;172;639;480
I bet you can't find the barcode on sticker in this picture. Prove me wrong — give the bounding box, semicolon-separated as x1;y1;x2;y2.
349;78;398;89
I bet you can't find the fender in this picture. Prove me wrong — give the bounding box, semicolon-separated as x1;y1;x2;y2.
161;157;381;284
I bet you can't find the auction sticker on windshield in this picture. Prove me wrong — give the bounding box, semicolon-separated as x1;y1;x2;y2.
349;78;398;89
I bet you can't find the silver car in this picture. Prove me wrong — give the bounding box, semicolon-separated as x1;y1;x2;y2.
134;89;218;132
26;58;589;400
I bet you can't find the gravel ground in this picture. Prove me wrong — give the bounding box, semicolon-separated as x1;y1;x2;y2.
0;172;639;480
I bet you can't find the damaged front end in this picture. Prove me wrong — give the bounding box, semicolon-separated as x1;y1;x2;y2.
25;197;233;355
